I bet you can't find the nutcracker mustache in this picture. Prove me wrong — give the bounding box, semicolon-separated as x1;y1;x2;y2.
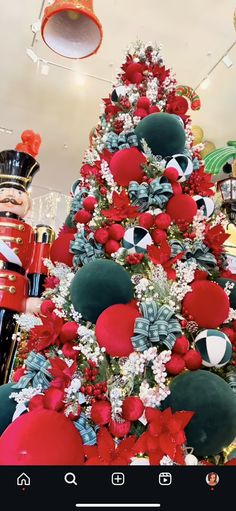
0;198;23;205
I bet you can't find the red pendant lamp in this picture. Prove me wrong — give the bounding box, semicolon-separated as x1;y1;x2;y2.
41;0;103;59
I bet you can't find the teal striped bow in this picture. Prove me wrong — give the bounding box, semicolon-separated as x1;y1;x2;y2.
13;352;52;390
105;130;138;152
70;232;104;267
169;239;217;271
71;188;90;213
131;301;182;352
128;176;173;212
74;412;98;445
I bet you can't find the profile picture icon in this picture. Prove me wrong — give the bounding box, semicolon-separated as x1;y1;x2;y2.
206;472;219;487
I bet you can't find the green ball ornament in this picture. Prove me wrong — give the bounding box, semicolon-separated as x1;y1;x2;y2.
216;278;236;308
70;259;134;323
0;383;18;435
135;112;186;157
162;370;236;456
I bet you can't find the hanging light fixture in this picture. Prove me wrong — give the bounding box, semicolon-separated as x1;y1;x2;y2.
217;159;236;223
41;0;103;59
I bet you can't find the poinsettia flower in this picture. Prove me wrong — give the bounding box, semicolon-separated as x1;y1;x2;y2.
152;64;170;82
133;407;194;465
102;190;138;221
49;357;77;390
205;224;229;253
84;427;137;465
147;242;184;279
187;167;215;197
30;314;64;352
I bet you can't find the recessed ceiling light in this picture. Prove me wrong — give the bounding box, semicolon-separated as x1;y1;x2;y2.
200;77;210;90
222;54;233;68
40;61;50;76
26;48;38;63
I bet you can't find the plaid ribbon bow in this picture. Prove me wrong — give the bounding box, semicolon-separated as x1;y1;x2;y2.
131;301;182;352
70;232;104;267
74;412;98;445
169;239;217;271
13;352;52;390
128;176;173;212
105;130;138;152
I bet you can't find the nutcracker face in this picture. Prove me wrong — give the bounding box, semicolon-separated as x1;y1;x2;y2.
0;187;31;218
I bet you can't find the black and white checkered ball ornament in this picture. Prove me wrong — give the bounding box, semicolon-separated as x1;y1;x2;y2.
194;329;232;368
193;195;215;217
122;226;153;254
111;85;127;103
165;154;193;182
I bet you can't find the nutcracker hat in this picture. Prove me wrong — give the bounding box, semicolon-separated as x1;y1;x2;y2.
0;150;40;192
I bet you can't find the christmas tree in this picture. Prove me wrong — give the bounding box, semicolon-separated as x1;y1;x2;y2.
1;41;236;466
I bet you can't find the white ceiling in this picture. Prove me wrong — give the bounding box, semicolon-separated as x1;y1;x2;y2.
0;0;236;197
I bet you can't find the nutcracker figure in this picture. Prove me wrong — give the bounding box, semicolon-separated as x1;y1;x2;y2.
0;141;54;384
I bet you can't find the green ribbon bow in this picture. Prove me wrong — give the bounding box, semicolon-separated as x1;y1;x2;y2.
74;412;98;445
128;176;173;212
13;352;52;390
131;301;182;352
105;130;138;152
70;232;104;267
71;188;91;214
169;239;217;271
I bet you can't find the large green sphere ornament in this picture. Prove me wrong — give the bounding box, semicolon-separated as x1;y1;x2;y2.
216;278;236;309
70;259;134;323
135;112;186;157
162;370;236;456
0;383;18;435
64;213;75;229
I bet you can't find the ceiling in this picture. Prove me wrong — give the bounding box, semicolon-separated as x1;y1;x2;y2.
0;0;236;197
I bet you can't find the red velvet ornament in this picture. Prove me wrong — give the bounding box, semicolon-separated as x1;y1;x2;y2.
163;167;179;182
91;401;112;425
139;213;155;229
194;269;208;281
0;410;84;465
149;106;160;114
173;336;190;355
165;354;185;375
29;395;44;411
96;303;140;357
122;396;144;421
108;224;125;241
40;299;55;317
126;63;143;84
166;195;197;224
155;213;171;230
184;349;202;370
134;108;148;118
171;182;182;195
110;147;146;186
43;388;64;412
137;97;150;110
12;367;26;383
221;327;236;344
50;233;74;267
60;322;79;343
83;196;97;212
109;418;131;437
105;239;120;255
182;281;230;328
74;209;92;224
152;228;167;244
94;228;109;245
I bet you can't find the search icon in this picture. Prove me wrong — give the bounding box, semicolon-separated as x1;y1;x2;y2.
64;472;77;486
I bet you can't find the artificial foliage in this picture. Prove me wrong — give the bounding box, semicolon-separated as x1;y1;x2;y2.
2;41;236;466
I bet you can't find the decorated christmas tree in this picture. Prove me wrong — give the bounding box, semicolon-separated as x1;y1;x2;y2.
1;41;236;466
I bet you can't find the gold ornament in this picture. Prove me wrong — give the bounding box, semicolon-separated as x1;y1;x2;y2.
191;125;204;145
200;140;216;159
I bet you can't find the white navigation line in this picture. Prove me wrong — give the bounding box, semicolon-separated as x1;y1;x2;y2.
75;505;160;508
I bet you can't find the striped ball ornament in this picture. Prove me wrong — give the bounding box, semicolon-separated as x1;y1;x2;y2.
165;154;193;182
193;195;215;217
194;329;232;368
122;226;153;254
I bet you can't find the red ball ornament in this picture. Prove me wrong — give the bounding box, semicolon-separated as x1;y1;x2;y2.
163;167;179;182
40;299;55;316
12;367;26;383
60;322;78;343
91;401;112;425
221;327;236;344
109;418;131;437
184;349;202;370
108;224;125;241
105;239;120;255
149;105;160;114
110;147;146;186
74;209;92;224
152;228;167;244
50;233;74;267
155;213;171;230
182;281;230;328
43;388;64;412
134;108;148;118
96;303;140;357
165;354;185;375
83;196;97;212
126;63;143;84
166;195;197;224
0;410;84;465
173;336;190;355
137;97;150;110
139;213;155;229
194;269;208;281
94;228;109;245
171;182;182;195
122;396;144;421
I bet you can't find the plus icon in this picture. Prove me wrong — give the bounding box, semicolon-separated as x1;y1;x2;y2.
111;473;125;486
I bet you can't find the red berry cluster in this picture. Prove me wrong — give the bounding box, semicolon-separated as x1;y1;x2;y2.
113;119;124;134
80;360;108;400
126;253;144;265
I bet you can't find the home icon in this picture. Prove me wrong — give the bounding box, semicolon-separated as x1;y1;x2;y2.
17;473;31;486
